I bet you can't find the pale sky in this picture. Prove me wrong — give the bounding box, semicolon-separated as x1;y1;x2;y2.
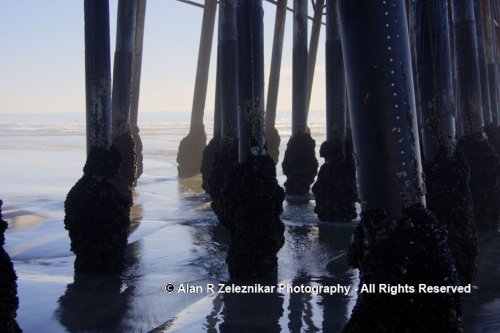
0;0;326;115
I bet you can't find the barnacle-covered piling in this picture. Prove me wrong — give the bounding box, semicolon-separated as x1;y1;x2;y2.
345;206;463;333
65;0;131;273
312;0;357;222
223;0;285;278
452;0;500;230
177;0;217;178
201;41;222;193
338;0;462;329
111;0;138;192
282;0;318;202
414;0;477;283
65;147;132;272
130;0;147;182
206;0;240;223
265;0;288;164
0;201;21;333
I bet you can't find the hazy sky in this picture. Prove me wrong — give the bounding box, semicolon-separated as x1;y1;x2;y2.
0;0;326;115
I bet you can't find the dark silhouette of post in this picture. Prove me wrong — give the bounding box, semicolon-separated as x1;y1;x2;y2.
339;1;425;218
339;1;462;331
452;0;500;230
111;0;138;191
474;0;493;125
220;0;285;278
112;0;137;138
177;0;217;177
325;0;346;144
452;0;485;135
407;0;421;132
65;0;132;274
201;0;238;194
265;0;288;163
282;0;319;202
449;0;463;137
220;0;238;140
84;0;112;152
0;200;21;332
293;0;308;135
494;1;500;121
414;0;477;284
237;0;265;162
483;0;499;125
312;0;357;222
306;0;325;114
416;0;456;161
213;50;222;137
200;34;222;193
206;0;240;226
482;0;500;157
130;0;147;181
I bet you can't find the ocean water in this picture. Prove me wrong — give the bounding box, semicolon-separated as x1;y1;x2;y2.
0;111;499;332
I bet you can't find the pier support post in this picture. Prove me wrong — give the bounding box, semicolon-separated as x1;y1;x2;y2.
83;2;112;152
340;0;426;219
282;0;319;203
483;0;500;153
265;0;288;163
219;0;238;142
474;0;493;125
312;0;357;222
415;0;477;284
201;39;222;193
65;0;131;273
306;0;325;114
112;0;138;192
177;0;217;178
338;0;462;330
452;0;500;230
207;0;240;228
130;0;147;182
0;201;20;333
449;1;463;138
221;0;285;279
495;2;500;124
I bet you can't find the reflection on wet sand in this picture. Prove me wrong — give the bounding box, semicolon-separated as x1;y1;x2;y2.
129;200;143;237
219;280;284;333
2;209;44;231
47;182;500;333
317;221;358;332
56;197;145;333
165;185;359;332
177;175;205;198
463;231;500;332
56;240;142;333
177;200;359;332
56;272;133;332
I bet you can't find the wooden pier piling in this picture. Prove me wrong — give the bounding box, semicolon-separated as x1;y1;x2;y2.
474;0;493;125
414;0;477;284
84;0;112;152
338;1;462;330
452;0;500;230
130;0;147;181
265;0;288;163
177;0;217;178
221;0;285;279
111;0;138;191
282;0;319;202
65;0;132;273
312;0;357;222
